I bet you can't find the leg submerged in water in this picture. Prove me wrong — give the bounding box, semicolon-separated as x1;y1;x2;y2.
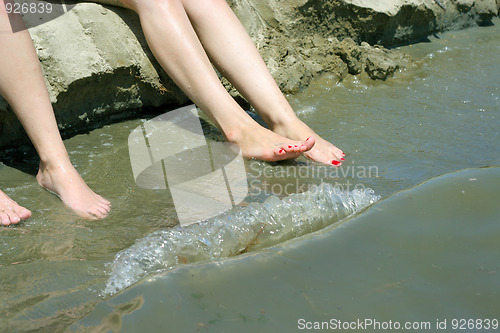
0;2;111;220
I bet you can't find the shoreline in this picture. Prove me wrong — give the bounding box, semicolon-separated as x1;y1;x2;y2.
0;0;498;152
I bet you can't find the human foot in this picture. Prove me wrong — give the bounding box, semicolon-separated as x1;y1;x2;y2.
303;134;345;165
272;118;345;165
226;122;315;162
36;161;111;220
0;189;31;226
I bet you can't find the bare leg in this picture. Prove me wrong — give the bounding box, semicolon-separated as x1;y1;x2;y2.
93;0;314;161
0;1;111;221
179;0;345;165
101;0;342;164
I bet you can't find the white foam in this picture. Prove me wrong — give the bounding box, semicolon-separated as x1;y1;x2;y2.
104;183;380;295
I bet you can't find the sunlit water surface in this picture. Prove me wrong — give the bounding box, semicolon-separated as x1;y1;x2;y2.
0;20;499;332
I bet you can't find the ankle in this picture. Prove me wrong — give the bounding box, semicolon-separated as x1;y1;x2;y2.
254;104;297;130
38;156;72;175
270;117;301;136
220;114;257;144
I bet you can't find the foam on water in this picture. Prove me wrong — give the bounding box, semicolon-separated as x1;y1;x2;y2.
104;184;380;295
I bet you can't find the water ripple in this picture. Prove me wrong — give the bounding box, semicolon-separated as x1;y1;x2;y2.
104;184;380;295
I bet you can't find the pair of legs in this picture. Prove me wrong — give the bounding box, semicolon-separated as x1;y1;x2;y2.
0;0;111;225
93;0;345;162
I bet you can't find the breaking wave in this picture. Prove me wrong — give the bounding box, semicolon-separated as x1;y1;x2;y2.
104;183;380;295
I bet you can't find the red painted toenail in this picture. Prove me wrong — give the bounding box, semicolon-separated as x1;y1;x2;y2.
332;160;341;166
341;158;345;161
306;136;311;141
288;145;292;148
279;149;284;153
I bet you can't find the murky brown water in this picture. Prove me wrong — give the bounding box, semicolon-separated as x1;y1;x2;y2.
1;19;499;333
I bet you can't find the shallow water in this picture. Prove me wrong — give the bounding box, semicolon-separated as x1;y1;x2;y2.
74;167;500;333
1;19;499;332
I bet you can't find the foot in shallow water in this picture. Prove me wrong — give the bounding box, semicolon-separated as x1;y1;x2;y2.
0;189;31;226
36;161;111;220
272;118;345;165
226;122;315;162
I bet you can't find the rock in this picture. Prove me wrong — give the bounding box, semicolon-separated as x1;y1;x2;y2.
231;0;497;47
334;38;365;75
0;3;187;152
331;38;411;80
0;0;498;151
363;46;402;80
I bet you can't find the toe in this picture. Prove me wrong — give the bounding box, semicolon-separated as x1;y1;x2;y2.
1;212;11;226
333;150;344;161
98;202;111;214
95;202;110;217
273;148;301;161
14;207;31;220
85;210;101;220
19;209;32;219
98;195;111;206
275;148;286;156
7;212;20;224
304;136;315;151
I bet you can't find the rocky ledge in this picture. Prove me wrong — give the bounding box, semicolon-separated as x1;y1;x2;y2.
0;0;498;151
